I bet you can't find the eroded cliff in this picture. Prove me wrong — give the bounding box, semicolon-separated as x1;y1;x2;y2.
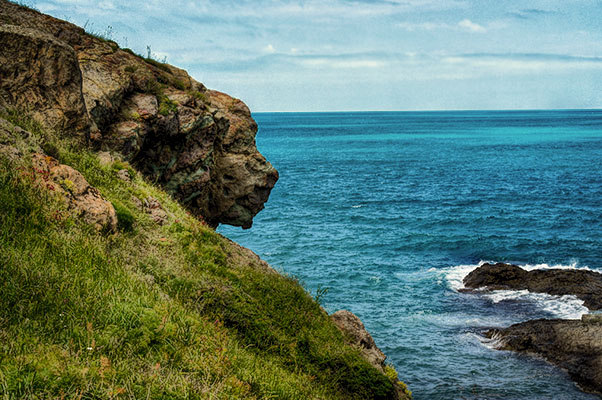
0;0;278;228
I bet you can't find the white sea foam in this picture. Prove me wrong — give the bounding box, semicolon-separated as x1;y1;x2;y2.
351;204;363;208
484;289;587;319
479;330;505;350
440;260;491;291
439;261;592;319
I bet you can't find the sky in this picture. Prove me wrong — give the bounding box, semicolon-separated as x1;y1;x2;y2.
29;0;602;112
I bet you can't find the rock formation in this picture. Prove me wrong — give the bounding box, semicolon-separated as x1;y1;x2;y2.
1;116;117;232
332;310;388;373
0;0;277;228
0;25;89;136
463;262;602;310
462;262;602;396
332;310;412;400
485;315;602;395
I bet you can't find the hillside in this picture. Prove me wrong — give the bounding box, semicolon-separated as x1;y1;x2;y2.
0;1;410;399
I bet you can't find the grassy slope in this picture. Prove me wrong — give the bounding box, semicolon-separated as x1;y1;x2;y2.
0;112;404;399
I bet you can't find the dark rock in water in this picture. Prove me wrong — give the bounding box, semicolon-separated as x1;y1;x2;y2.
467;263;602;395
463;262;602;310
485;316;602;395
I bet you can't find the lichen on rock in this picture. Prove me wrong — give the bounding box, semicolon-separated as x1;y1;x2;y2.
31;153;117;232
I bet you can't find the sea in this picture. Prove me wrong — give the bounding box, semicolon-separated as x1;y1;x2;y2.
218;110;602;400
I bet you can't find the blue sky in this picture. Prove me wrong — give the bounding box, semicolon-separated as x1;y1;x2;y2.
32;0;602;111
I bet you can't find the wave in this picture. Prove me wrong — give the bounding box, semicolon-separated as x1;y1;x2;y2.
437;261;591;319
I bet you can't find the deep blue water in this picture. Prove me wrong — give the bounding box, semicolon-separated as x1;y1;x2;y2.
219;110;602;399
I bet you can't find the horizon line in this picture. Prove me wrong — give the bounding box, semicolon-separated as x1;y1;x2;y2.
252;107;602;114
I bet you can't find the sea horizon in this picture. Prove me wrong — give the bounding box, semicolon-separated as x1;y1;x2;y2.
252;108;602;114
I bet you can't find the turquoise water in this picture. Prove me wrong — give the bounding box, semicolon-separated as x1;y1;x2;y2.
219;110;602;399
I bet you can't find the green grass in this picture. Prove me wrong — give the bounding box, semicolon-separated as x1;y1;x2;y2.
0;113;406;399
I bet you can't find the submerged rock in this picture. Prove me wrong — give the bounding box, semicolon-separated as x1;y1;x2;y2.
0;0;278;229
463;262;602;310
485;316;602;395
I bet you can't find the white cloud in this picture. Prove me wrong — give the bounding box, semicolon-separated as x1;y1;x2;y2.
458;19;486;33
397;22;454;31
299;57;386;69
264;44;276;53
442;54;602;72
398;19;488;33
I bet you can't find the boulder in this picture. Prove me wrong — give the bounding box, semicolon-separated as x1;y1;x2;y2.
331;310;387;372
31;153;117;232
332;310;411;400
463;262;602;310
143;197;168;225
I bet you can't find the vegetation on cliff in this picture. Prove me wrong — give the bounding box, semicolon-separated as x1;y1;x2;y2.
0;112;408;399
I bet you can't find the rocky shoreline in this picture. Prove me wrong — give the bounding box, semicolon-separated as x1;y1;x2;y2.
485;315;602;395
463;263;602;396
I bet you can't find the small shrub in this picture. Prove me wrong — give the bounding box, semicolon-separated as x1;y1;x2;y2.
124;65;137;73
172;79;186;91
314;284;329;306
144;57;170;73
144;79;163;97
113;201;135;232
158;97;178;116
384;364;412;398
190;91;208;103
41;141;61;159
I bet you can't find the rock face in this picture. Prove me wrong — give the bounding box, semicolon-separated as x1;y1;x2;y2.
332;310;387;372
485;316;602;395
463;262;602;310
0;25;89;137
0;0;278;228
